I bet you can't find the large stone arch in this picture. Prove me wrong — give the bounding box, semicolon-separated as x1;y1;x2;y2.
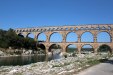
37;44;46;54
66;44;78;53
97;44;112;54
26;33;35;39
81;31;94;42
49;32;63;42
37;32;47;42
18;33;24;38
97;31;111;42
48;44;62;52
15;24;113;54
81;44;94;54
66;32;78;42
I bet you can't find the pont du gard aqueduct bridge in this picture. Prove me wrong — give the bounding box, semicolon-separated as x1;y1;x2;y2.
15;24;113;54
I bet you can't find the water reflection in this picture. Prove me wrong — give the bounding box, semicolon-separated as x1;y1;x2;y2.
0;53;61;66
0;55;46;66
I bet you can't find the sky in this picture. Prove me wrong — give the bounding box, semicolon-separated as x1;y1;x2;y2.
0;0;112;48
0;0;113;30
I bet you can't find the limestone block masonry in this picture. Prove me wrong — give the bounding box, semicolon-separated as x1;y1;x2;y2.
15;24;113;54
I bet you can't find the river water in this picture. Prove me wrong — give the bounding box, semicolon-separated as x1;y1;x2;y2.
0;54;61;66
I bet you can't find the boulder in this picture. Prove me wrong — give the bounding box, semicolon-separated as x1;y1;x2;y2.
0;50;5;56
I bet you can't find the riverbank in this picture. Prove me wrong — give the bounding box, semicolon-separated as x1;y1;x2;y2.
0;48;46;57
0;53;112;75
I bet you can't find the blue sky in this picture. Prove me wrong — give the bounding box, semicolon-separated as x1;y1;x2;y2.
0;0;113;30
0;0;112;48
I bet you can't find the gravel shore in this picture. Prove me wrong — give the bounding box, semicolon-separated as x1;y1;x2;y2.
0;53;111;75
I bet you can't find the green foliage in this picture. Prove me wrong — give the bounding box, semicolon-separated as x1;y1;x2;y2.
67;48;77;53
13;72;23;75
98;44;111;53
52;62;71;68
51;44;61;49
0;28;37;50
86;59;100;66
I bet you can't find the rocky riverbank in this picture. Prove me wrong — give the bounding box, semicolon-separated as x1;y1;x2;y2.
0;47;46;57
0;53;112;75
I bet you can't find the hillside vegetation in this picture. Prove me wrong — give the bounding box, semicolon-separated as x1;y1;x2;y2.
0;29;37;50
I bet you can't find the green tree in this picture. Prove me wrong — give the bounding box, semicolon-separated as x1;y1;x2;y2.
0;28;37;51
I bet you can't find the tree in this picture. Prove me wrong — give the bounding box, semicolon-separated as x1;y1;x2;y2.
0;28;37;51
98;44;111;53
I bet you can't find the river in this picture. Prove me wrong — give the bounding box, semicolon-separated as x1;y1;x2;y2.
0;53;61;66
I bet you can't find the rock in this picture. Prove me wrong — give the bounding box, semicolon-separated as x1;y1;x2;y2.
0;53;111;75
52;49;61;54
22;49;26;53
9;69;18;74
48;52;52;57
77;54;85;58
0;50;5;56
24;50;32;55
28;50;32;54
24;51;30;54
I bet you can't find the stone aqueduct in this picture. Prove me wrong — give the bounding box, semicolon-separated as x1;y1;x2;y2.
15;24;113;54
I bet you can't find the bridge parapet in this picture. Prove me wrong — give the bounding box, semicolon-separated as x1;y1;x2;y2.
15;24;113;33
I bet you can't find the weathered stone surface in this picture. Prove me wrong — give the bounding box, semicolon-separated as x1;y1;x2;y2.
15;24;113;54
0;51;5;56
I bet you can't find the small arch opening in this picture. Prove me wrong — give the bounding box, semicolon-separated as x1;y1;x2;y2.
65;28;68;30
80;27;84;30
75;27;78;30
85;27;89;30
96;27;100;30
108;26;111;30
70;28;74;31
101;26;106;30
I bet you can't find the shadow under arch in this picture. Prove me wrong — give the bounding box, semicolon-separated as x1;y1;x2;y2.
48;44;62;52
81;31;94;42
37;44;46;54
97;44;112;54
66;44;78;53
66;32;78;42
81;44;94;54
49;32;63;42
97;31;112;43
18;33;24;38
